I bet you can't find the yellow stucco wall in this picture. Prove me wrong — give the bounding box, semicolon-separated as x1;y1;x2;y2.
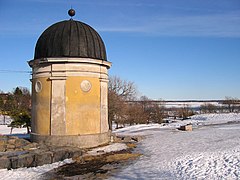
32;77;51;135
66;77;101;135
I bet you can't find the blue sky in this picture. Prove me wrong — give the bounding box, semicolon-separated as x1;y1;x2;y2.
0;0;240;100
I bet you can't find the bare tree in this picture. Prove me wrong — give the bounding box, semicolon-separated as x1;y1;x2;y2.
149;104;165;124
139;96;165;124
0;93;5;124
108;76;138;129
139;96;151;111
108;76;166;128
108;90;127;129
108;76;137;100
177;104;194;120
126;103;148;125
200;103;218;114
0;94;4;113
222;97;239;113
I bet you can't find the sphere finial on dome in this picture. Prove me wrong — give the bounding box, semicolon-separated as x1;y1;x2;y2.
68;8;75;17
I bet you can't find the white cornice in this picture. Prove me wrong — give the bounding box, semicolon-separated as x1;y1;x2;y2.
28;57;112;69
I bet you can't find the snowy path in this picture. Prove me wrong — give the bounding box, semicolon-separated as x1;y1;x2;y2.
113;123;240;179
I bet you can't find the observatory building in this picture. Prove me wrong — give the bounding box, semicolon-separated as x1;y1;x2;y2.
28;9;112;148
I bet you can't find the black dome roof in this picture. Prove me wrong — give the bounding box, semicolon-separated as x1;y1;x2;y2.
34;19;107;60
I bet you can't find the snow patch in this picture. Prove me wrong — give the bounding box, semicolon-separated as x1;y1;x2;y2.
87;143;128;155
0;159;73;180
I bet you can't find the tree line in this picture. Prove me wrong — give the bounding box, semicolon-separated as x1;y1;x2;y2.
108;76;240;128
1;76;239;132
199;97;240;114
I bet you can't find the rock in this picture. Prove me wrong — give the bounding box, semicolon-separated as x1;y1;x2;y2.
114;136;131;143
52;148;71;162
0;157;11;169
0;140;6;146
34;151;53;166
114;135;143;143
6;144;15;150
9;136;18;139
11;154;35;169
14;148;24;151
6;151;28;158
178;124;193;131
15;138;30;148
10;156;18;169
0;145;6;152
123;136;132;142
69;149;83;159
0;136;33;152
126;143;137;149
7;138;16;145
131;136;143;142
0;139;7;152
0;135;96;169
0;136;8;140
23;143;38;150
6;148;15;152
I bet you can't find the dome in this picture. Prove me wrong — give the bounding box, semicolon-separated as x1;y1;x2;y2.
34;19;107;60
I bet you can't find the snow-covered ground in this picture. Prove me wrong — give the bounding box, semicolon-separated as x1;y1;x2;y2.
0;125;27;135
164;101;221;109
0;159;74;180
113;113;240;179
0;113;240;179
0;115;28;136
0;115;13;125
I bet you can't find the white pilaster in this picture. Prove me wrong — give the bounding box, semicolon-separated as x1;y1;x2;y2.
50;77;67;135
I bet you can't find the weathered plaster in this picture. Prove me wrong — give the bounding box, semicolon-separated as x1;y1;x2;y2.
29;57;112;148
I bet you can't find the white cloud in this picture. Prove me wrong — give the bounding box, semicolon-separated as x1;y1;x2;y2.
98;11;240;37
1;0;239;38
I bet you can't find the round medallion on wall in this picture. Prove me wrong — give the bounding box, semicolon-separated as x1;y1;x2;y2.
80;80;92;92
35;80;42;93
